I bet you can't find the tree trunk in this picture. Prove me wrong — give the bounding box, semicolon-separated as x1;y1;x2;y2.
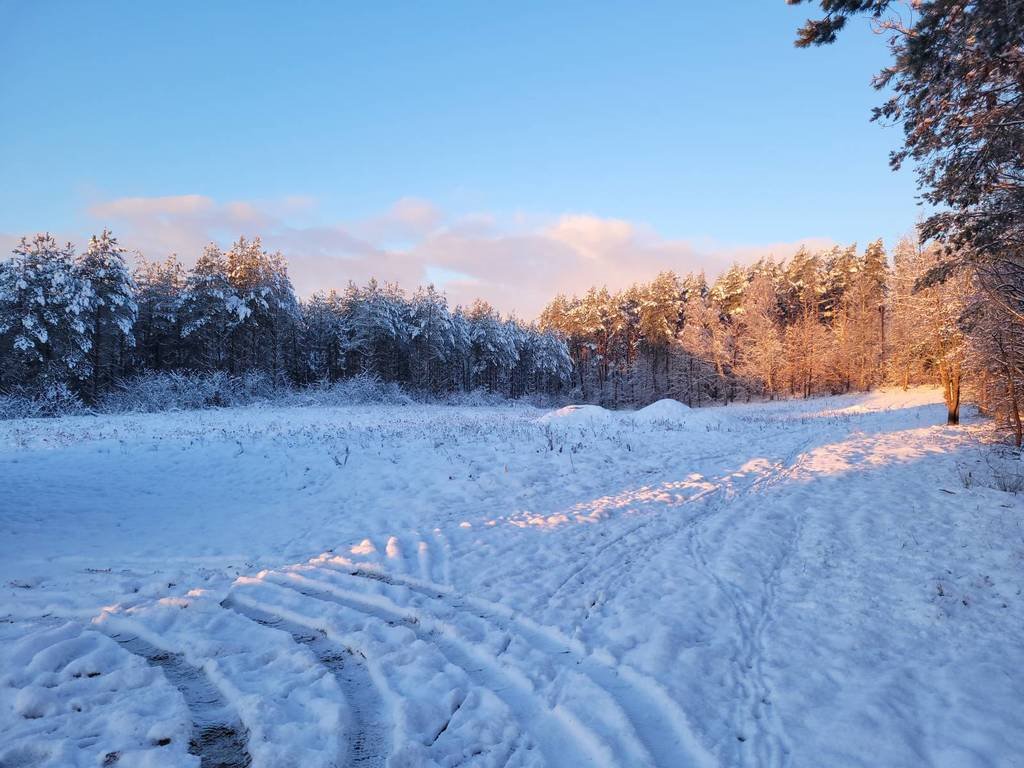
1008;374;1023;447
942;365;961;425
91;311;102;402
947;402;959;425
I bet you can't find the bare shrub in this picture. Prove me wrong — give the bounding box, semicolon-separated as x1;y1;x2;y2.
985;448;1024;494
0;383;85;420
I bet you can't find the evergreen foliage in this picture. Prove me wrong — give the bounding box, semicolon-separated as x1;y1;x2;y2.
0;232;573;406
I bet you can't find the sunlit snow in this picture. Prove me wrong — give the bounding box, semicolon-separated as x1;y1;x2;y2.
1;388;1022;767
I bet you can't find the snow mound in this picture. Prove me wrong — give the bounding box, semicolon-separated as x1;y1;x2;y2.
538;404;616;427
632;398;691;424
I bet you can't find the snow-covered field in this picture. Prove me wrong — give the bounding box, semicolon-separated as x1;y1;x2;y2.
2;389;1022;767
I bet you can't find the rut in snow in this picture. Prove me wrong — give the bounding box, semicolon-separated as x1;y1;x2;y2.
112;634;251;768
222;597;389;768
230;575;608;766
241;557;717;768
335;564;718;768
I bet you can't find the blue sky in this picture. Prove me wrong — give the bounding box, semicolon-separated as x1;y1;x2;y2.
0;1;919;316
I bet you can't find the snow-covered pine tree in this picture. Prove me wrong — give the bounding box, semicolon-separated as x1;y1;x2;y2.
539;294;588;397
266;248;304;381
528;328;573;395
780;247;828;396
820;244;858;323
710;263;748;319
467;299;518;394
861;238;889;360
302;290;348;382
78;230;137;398
0;234;93;392
965;267;1024;445
673;273;719;406
832;240;888;391
781;247;823;324
409;284;456;393
886;238;931;389
225;237;302;381
134;254;184;372
736;272;785;397
342;279;412;382
449;307;472;392
504;319;530;399
637;271;684;401
574;287;620;402
178;244;240;372
611;287;642;405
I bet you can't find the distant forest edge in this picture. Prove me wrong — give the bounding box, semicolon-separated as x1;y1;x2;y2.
0;230;1013;441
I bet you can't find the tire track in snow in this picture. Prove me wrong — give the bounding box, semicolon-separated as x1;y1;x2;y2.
544;478;725;614
338;529;451;587
543;453;783;633
563;486;728;628
317;562;718;768
96;603;346;768
237;571;618;767
552;437;813;635
110;633;251;768
221;598;388;768
533;435;813;766
686;438;813;768
227;579;548;766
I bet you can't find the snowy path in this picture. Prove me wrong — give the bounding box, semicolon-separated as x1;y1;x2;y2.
2;390;1023;766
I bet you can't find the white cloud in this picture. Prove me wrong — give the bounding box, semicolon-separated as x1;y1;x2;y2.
545;214;636;259
89;194;215;218
7;194;833;319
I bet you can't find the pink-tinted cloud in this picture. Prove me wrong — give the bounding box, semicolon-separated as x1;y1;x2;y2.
351;197;444;244
85;194;279;260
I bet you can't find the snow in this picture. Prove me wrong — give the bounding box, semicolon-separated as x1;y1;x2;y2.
632;398;692;425
0;622;195;767
1;389;1023;767
538;403;616;428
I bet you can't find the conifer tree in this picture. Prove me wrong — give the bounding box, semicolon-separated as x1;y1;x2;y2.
821;244;858;324
224;237;301;379
0;234;93;390
302;290;348;382
79;230;137;398
638;271;683;395
736;272;784;397
134;254;184;372
467;299;518;393
178;244;240;372
409;284;456;393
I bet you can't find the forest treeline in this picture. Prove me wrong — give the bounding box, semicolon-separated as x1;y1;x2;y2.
539;234;1024;442
0;232;573;406
1;229;1021;443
